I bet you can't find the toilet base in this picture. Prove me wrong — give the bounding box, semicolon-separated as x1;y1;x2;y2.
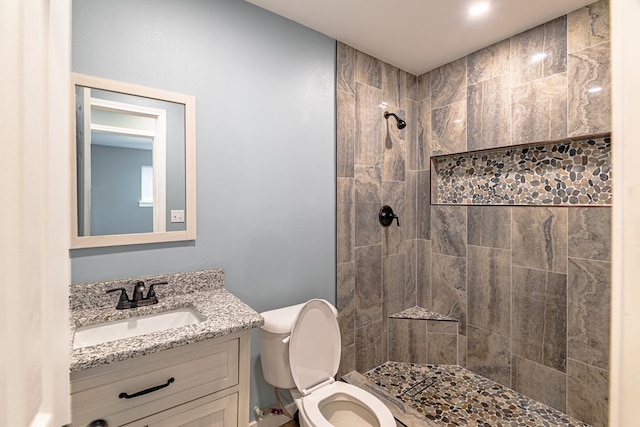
291;397;311;427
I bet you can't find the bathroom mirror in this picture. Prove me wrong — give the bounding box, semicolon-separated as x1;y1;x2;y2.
70;73;196;248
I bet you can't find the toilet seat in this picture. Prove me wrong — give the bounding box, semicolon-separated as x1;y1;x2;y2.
300;381;396;427
289;300;395;427
289;299;341;395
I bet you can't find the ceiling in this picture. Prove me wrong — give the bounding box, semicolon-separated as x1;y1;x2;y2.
245;0;597;75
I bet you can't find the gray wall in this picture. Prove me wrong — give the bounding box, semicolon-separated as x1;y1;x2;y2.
91;145;153;235
89;88;187;232
71;0;336;418
335;1;611;426
413;4;611;426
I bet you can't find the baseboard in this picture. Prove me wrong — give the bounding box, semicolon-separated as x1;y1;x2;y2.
248;402;297;427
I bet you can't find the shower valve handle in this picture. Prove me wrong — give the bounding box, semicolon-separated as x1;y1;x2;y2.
379;205;400;227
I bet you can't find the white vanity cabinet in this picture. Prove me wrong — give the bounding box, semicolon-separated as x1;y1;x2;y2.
70;331;250;427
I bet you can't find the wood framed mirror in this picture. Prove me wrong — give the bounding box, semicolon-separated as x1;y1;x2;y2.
70;73;196;248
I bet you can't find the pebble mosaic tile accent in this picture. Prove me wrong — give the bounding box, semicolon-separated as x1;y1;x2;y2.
366;362;590;427
389;306;458;322
432;136;611;206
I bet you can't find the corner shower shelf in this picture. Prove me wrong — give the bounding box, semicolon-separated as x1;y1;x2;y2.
389;306;458;323
430;133;611;206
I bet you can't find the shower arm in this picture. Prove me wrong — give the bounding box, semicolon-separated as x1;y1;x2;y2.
383;111;407;129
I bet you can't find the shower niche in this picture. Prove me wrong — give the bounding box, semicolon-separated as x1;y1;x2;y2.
431;133;611;206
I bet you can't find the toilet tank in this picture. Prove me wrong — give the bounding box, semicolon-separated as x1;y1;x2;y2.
259;303;307;389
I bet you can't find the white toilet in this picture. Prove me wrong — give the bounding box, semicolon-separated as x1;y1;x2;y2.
259;299;396;427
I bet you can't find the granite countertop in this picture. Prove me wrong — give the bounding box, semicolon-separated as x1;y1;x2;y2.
69;269;263;373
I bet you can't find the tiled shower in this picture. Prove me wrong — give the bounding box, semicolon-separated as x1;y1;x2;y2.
335;1;610;426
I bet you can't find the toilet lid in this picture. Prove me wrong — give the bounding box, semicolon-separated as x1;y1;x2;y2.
289;299;341;394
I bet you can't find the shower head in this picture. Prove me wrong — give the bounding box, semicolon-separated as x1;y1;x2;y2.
384;111;407;129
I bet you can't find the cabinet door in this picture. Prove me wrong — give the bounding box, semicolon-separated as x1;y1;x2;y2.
71;338;239;427
127;393;238;427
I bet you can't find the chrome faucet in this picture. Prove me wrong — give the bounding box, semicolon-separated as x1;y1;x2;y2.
106;281;168;310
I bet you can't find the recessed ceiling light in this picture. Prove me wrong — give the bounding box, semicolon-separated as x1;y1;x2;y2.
469;2;490;17
588;86;603;93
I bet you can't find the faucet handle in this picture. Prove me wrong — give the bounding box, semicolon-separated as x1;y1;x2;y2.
106;287;130;309
146;281;168;301
132;281;146;302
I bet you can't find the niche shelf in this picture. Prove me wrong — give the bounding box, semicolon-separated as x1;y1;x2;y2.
389;306;458;322
431;134;611;206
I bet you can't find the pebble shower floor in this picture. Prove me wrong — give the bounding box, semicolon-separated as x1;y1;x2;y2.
365;362;590;427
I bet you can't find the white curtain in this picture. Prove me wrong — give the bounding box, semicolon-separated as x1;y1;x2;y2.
611;0;640;424
0;0;71;426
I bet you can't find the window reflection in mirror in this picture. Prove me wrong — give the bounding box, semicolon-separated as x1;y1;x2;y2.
71;73;196;248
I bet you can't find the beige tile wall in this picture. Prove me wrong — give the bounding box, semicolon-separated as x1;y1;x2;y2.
336;41;422;377
336;1;610;426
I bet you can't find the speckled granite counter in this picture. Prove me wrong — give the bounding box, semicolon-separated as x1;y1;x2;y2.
70;269;263;373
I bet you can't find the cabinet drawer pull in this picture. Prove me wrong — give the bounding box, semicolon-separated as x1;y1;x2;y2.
119;377;175;399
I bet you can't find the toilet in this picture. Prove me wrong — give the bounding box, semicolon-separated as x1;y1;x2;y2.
259;299;396;427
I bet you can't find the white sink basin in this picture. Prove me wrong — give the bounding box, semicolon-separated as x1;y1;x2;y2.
73;307;203;349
